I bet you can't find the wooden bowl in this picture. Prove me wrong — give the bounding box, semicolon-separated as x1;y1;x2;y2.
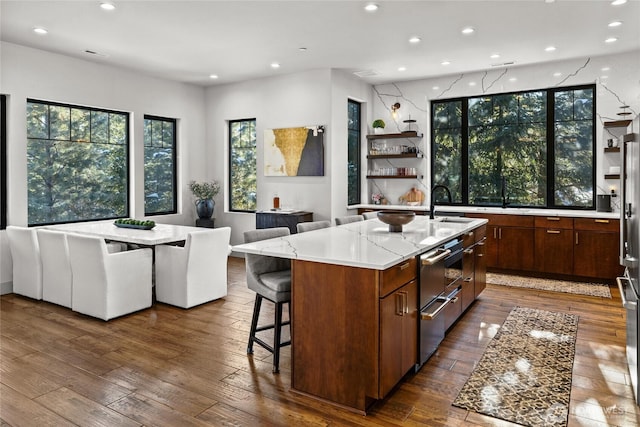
377;211;416;232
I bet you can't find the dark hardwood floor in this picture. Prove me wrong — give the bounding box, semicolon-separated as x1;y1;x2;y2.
1;256;638;426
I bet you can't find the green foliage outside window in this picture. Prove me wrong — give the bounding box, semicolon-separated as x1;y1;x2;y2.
229;119;257;212
432;85;594;209
348;100;361;205
144;116;176;215
26;100;128;225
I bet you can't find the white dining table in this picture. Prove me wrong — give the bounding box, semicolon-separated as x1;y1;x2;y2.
44;220;202;246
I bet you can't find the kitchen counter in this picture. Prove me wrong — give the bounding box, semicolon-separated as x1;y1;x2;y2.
351;203;620;219
233;215;488;270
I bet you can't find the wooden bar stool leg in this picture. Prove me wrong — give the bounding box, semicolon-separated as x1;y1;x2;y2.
272;301;283;373
247;294;263;354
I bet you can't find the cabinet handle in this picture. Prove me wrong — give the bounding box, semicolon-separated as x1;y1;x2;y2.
575;232;579;245
403;291;409;314
499;228;502;239
464;248;474;254
546;230;561;234
493;228;497;239
399;261;411;270
395;292;404;316
449;296;459;303
464;277;473;282
595;219;610;224
546;217;560;221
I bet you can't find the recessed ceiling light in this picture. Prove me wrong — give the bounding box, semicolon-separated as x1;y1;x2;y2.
601;66;611;71
545;46;556;52
461;27;475;35
298;47;307;52
469;82;476;86
364;3;378;12
611;0;627;5
209;74;219;79
409;36;421;44
509;77;517;82
608;20;623;27
100;2;115;10
490;53;501;59
553;72;562;77
601;75;609;79
33;27;48;35
432;86;439;90
545;0;556;3
605;37;618;43
398;67;406;72
441;60;451;66
270;62;280;69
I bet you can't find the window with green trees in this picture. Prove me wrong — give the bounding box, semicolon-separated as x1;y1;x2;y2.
144;115;176;215
229;118;257;212
348;99;361;205
26;99;129;225
431;84;595;209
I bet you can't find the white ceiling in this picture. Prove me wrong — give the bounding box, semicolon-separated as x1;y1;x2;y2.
1;0;639;87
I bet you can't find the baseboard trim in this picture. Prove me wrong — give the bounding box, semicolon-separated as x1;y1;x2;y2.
1;281;13;295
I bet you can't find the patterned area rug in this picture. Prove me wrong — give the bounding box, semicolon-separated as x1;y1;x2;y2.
453;307;579;427
486;272;612;298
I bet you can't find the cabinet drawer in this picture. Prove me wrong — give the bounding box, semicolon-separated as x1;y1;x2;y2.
473;225;487;242
574;218;619;232
380;257;417;297
534;216;573;229
462;230;475;248
466;213;534;227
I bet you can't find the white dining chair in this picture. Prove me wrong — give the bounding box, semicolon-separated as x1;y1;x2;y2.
155;227;232;309
36;229;73;308
6;226;43;300
67;233;152;320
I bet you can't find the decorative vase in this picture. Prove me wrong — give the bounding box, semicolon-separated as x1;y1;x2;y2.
195;199;215;219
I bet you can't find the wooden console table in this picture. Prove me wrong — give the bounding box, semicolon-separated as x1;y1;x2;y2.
256;210;313;234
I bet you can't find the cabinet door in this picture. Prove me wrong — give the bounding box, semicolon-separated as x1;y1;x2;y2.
379;279;417;398
485;225;499;268
574;230;621;279
534;228;574;275
497;227;535;271
461;247;475;310
474;238;487;298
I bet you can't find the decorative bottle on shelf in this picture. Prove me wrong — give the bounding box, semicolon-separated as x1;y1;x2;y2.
273;194;280;209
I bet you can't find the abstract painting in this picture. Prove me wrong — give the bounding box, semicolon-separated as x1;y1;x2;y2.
264;125;324;176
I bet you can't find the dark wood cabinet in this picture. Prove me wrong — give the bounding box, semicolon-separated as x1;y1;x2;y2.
474;237;487;298
256;211;313;234
534;217;574;275
573;218;623;279
468;214;535;272
461;245;475;311
379;279;417;397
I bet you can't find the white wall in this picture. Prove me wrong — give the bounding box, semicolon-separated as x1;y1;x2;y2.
370;50;640;210
206;68;372;247
0;42;208;289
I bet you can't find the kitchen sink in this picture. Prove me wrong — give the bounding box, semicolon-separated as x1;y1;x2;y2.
432;216;476;224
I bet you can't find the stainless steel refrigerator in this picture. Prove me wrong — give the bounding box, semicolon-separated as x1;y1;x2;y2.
619;129;640;406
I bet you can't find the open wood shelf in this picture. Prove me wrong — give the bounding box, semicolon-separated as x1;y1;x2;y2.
366;131;423;140
604;120;632;128
366;175;421;179
367;153;422;159
604;174;620;180
604;147;620;153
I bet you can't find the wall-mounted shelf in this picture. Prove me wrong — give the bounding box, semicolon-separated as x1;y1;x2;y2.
366;131;423;140
367;153;423;159
604;147;620;153
605;174;620;180
604;120;632;128
366;175;422;179
624;133;637;143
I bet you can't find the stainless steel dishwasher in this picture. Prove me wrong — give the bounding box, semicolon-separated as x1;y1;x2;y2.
417;238;463;367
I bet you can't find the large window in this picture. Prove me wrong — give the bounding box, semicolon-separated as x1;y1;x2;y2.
26;99;129;225
432;84;595;209
1;95;6;229
229;118;257;212
144;115;176;215
348;99;361;205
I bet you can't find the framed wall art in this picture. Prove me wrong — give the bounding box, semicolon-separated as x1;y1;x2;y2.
264;125;324;176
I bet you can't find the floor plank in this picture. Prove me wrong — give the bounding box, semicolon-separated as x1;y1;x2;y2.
1;256;638;426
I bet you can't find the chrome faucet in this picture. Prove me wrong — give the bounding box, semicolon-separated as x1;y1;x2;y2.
430;185;452;219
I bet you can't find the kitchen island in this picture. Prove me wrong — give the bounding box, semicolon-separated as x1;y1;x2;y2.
233;215;488;413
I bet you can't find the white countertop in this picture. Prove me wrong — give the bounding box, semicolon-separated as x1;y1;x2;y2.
45;220;203;245
232;216;488;270
351;204;620;219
